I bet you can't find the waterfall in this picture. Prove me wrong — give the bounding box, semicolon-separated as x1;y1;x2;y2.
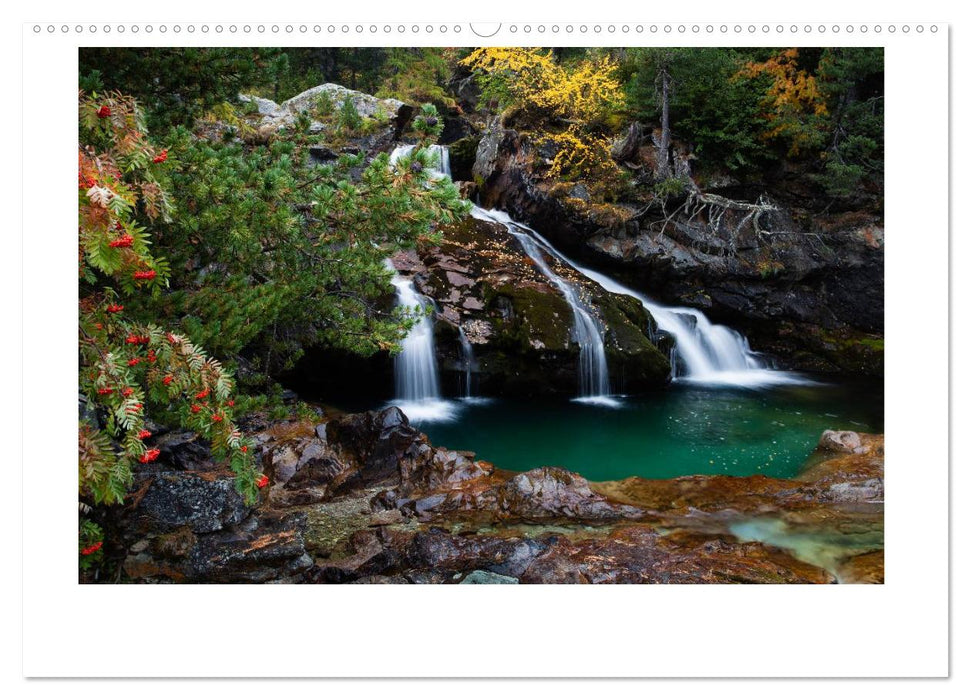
457;325;478;399
390;142;805;403
472;211;808;389
534;245;808;387
385;261;456;421
470;207;615;405
389;144;450;179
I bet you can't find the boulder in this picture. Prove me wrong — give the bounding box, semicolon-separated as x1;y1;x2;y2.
130;469;249;535
280;83;414;134
497;467;644;521
818;430;865;454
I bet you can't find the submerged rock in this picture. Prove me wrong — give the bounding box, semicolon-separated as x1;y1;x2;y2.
460;570;519;584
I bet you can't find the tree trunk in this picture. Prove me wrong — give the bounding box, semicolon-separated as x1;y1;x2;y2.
656;65;672;179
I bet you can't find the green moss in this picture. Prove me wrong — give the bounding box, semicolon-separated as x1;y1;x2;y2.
596;291;671;384
487;283;573;352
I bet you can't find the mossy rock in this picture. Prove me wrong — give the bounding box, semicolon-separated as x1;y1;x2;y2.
595;290;671;390
486;282;573;352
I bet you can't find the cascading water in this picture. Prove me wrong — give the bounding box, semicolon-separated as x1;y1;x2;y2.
470;208;614;405
385;261;456;421
389;144;451;179
391;142;804;402
457;326;478;399
520;235;810;388
469;207;808;390
383;146;464;421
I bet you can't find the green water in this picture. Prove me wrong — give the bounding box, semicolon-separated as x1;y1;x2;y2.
398;379;883;482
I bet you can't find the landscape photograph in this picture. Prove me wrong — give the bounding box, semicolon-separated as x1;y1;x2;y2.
77;45;885;584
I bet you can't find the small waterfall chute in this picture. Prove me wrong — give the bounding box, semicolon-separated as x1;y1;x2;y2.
456;325;491;404
386;261;457;422
389;144;451;180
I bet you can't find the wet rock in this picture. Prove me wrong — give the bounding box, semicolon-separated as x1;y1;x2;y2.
498;468;644;521
328;407;424;489
461;570;519;584
836;550;884;584
152;431;213;472
521;526;835;584
818;430;865;454
308;528;402;583
405;530;546;578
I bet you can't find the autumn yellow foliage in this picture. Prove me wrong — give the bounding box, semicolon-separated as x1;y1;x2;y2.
736;48;829;155
460;48;621;123
548;126;620;182
462;48;623;184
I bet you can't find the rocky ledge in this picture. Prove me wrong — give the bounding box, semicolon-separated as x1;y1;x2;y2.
391;215;671;397
110;410;883;584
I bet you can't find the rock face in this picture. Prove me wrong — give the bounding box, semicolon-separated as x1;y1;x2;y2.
108;408;882;585
391;214;670;398
471;122;884;376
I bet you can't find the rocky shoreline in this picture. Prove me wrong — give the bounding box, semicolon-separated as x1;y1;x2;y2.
108;408;883;584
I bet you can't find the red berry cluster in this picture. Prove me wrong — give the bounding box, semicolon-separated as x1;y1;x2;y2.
97;387;113;395
97;105;111;118
108;234;134;248
139;448;161;464
81;541;103;556
162;375;174;386
127;357;141;367
147;350;157;364
211;413;223;423
121;387;134;397
191;404;202;414
125;334;150;345
195;388;210;399
137;429;152;440
152;149;168;164
133;270;157;281
256;475;269;489
106;304;124;313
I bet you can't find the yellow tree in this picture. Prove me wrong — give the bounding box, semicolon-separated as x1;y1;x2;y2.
736;48;829;156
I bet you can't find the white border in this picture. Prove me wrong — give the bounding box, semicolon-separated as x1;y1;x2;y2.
19;8;949;680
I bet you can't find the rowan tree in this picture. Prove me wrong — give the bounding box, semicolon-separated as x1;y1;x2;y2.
78;92;264;568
